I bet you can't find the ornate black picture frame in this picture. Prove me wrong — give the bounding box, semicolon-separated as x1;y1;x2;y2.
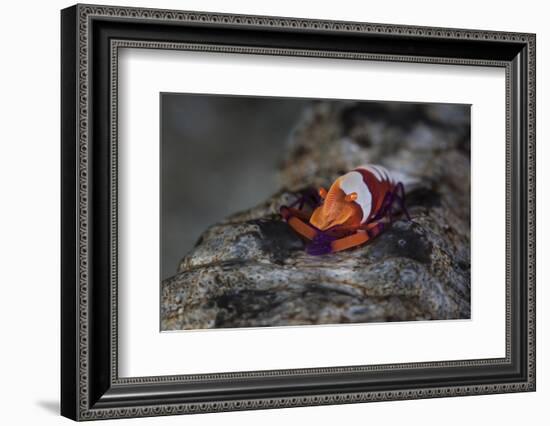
61;4;536;421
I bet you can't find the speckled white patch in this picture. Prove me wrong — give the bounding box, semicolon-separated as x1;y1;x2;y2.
339;171;372;223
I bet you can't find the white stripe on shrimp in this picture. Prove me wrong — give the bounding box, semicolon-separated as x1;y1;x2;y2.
362;164;394;184
338;171;372;224
375;165;387;180
363;164;383;181
380;166;395;183
374;165;389;181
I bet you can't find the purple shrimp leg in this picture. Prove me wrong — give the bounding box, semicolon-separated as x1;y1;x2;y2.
306;232;337;256
372;191;395;222
392;182;411;221
366;221;386;239
289;187;322;210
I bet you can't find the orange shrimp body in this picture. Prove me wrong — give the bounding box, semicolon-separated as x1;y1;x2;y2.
311;165;396;231
280;164;409;255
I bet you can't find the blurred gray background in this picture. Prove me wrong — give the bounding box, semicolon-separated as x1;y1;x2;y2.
161;93;310;280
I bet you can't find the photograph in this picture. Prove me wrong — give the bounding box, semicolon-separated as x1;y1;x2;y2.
57;2;536;421
160;94;472;330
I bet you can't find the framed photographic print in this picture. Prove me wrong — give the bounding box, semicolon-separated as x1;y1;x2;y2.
61;4;536;421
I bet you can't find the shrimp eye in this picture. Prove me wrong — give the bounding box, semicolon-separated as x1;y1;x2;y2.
318;187;328;199
345;192;357;202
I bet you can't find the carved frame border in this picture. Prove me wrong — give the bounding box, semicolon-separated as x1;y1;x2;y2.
61;3;536;421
